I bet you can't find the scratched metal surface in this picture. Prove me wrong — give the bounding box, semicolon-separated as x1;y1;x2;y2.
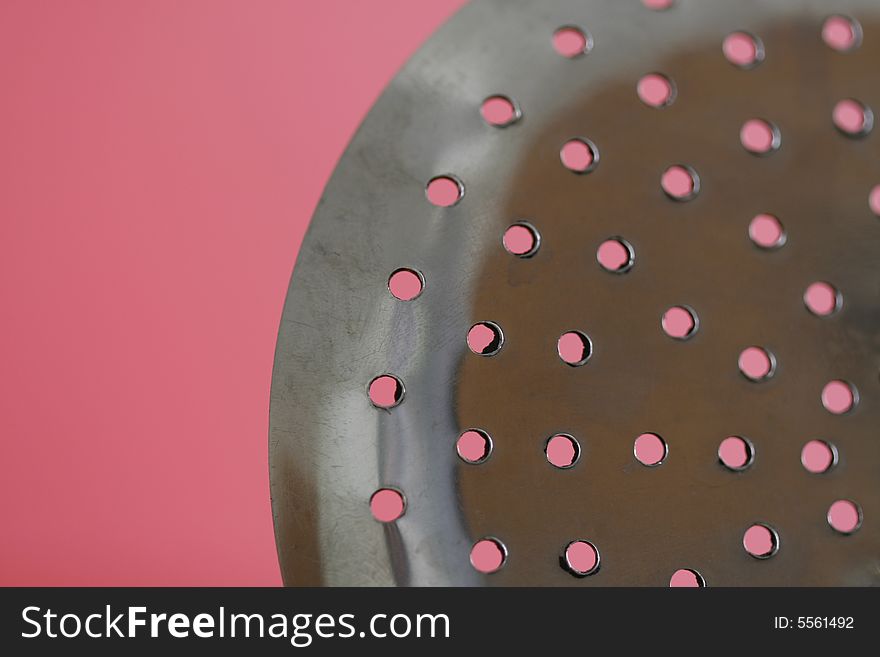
270;0;880;586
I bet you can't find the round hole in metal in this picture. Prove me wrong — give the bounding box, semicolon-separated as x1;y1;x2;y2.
740;118;781;155
801;440;837;474
642;0;675;10
637;73;676;108
370;488;406;523
738;346;776;382
661;164;699;201
634;432;667;467
467;321;504;356
388;268;424;301
552;26;591;58
827;500;862;535
718;436;754;471
368;374;405;409
743;523;779;559
822;15;862;52
426;175;464;207
804;281;841;317
560;138;599;174
832;99;873;137
502;221;540;257
870;184;880;217
545;433;580;469
597;237;635;273
470;537;507;574
662;305;698;340
821;380;858;415
669;569;706;587
481;95;521;127
557;330;592;366
561;540;600;577
723;31;764;69
748;213;786;249
456;429;493;465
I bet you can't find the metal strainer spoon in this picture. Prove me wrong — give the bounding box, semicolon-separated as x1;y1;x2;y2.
270;0;879;586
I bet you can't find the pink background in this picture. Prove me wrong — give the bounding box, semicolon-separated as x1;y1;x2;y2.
0;0;465;586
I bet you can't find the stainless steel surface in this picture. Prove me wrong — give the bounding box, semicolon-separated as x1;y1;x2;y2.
270;0;880;586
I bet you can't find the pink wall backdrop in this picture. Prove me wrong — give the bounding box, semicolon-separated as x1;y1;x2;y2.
0;0;465;586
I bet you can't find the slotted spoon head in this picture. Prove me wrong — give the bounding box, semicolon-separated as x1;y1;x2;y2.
270;0;880;586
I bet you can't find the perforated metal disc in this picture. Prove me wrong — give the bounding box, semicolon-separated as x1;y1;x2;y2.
270;0;880;586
